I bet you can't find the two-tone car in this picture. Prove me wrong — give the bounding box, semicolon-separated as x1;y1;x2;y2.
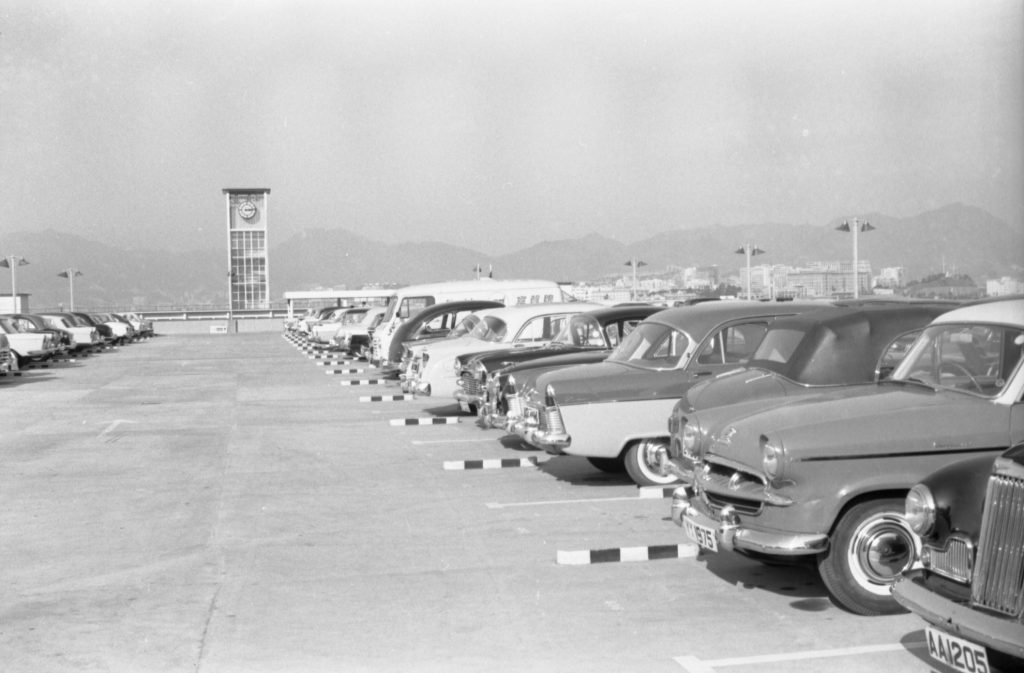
892;443;1024;672
671;297;1024;615
331;307;386;357
455;304;663;418
512;300;824;485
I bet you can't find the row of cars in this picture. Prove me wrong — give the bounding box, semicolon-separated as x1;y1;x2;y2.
291;290;1023;671
0;311;154;373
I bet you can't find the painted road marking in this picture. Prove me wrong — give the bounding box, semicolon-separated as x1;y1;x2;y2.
638;485;678;499
389;417;460;426
325;368;367;375
339;379;386;386
443;457;543;470
673;642;929;673
486;494;657;509
360;395;414;402
557;544;698;565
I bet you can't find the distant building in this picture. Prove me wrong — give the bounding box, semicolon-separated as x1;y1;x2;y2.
874;266;905;289
224;188;271;310
986;276;1024;296
787;260;873;298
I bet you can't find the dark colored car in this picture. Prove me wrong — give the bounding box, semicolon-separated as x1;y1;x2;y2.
664;301;958;484
891;443;1024;672
453;303;664;416
381;299;504;377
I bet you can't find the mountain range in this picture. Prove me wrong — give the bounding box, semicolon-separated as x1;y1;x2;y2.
2;203;1021;311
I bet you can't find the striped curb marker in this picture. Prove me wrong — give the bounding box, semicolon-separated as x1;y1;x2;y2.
389;416;460;426
359;395;414;402
324;369;367;375
443;457;543;470
638;485;678;499
0;371;24;377
556;544;698;566
316;360;355;366
338;379;386;386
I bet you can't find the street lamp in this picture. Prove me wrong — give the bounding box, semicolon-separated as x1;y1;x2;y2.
836;218;875;298
0;255;30;311
734;243;765;300
624;257;647;301
57;268;83;311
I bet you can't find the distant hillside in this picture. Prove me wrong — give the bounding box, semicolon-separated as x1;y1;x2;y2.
3;204;1021;310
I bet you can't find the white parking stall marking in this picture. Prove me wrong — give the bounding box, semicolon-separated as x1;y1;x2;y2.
638;485;677;498
556;544;698;565
443;457;544;470
338;379;386;386
324;368;367;375
389;417;461;426
359;395;414;402
673;642;929;673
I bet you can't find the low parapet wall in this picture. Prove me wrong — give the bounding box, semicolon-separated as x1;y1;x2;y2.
149;316;284;334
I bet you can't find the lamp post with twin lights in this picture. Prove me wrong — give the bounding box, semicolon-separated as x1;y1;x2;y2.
58;268;83;311
735;243;765;300
1;255;30;312
624;257;647;301
836;218;875;298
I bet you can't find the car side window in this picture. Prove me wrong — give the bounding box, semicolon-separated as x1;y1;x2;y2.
699;322;769;365
516;315;566;342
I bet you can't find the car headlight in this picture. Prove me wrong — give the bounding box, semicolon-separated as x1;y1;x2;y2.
904;484;936;536
681;420;701;455
760;434;785;481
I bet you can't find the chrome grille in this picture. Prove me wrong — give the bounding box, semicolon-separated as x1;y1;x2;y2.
507;396;523;419
927;536;973;584
972;472;1024;617
459;374;483;396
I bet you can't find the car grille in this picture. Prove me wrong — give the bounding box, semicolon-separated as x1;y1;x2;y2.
507;395;523;419
459;374;484;397
971;471;1024;618
927;536;973;584
697;461;766;516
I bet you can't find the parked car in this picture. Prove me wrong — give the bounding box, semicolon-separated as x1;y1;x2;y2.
331;307;386;357
0;332;12;374
8;313;75;353
455;303;663;418
309;307;369;345
378;300;505;377
92;313;136;344
68;313;116;345
118;312;154;337
512;300;823;484
401;302;603;399
37;313;102;351
662;301;958;485
891;443;1024;672
670;297;1024;615
0;316;59;368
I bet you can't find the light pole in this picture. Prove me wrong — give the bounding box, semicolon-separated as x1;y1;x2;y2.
624;257;647;301
0;255;30;312
836;218;875;298
734;243;765;300
58;268;83;311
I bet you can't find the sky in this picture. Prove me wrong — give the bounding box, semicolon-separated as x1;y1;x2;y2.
1;0;1021;256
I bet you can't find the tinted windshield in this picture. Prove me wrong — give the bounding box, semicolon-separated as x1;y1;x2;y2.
607;322;690;369
467;316;509;343
892;323;1024;397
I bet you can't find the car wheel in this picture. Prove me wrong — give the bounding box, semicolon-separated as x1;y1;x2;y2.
586;456;626;473
817;498;918;616
624;439;679;486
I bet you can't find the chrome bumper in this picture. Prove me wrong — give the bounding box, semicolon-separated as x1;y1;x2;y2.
671;487;828;556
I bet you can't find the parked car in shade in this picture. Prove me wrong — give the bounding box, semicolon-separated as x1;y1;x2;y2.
377;300;505;377
401;302;603;399
891;443;1024;672
331;307;386;358
454;303;663;418
0;316;59;368
37;313;102;351
513;300;823;484
671;297;1024;616
663;301;959;485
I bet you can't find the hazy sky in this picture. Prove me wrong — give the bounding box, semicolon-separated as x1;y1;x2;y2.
2;0;1021;255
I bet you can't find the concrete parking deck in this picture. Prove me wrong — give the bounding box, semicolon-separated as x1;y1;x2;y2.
0;333;971;672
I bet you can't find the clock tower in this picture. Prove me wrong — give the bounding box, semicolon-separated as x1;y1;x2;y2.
223;188;271;310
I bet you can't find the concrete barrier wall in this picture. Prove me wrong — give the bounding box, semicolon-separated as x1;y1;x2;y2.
150;317;285;334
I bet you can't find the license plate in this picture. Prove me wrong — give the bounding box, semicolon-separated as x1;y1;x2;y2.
458;400;470;413
683;516;718;553
925;625;989;673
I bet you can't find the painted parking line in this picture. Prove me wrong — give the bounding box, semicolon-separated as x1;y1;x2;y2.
360;395;414;402
316;360;356;366
325;368;368;375
638;485;678;499
557;544;698;565
339;379;386;386
0;371;24;377
673;642;929;673
443;457;544;470
389;417;461;426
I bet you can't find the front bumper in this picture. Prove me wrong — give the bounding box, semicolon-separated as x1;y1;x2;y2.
671;486;828;556
892;571;1024;660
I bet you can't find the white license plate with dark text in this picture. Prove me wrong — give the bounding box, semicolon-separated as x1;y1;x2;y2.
925;625;990;673
683;516;718;553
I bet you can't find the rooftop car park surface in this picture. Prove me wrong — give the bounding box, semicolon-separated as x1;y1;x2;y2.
0;332;997;673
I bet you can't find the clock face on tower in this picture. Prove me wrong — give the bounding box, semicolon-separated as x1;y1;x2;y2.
238;201;257;220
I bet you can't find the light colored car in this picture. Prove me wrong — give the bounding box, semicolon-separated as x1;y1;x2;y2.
331;307;386;357
671;297;1024;615
309;307;369;345
0;316;59;368
0;333;11;373
119;312;154;336
513;300;823;484
400;302;603;400
37;314;102;351
93;313;136;344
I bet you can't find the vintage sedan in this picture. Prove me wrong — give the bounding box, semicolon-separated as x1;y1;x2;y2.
454;304;663;416
671;297;1024;615
401;302;602;399
376;300;504;375
663;301;957;484
514;300;825;485
891;443;1024;672
0;333;12;374
331;307;386;357
37;313;102;351
309;307;369;346
0;316;60;368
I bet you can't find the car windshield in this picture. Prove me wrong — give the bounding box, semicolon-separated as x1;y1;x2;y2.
467;316;509;343
606;321;690;369
446;314;481;339
551;314;607;348
891;323;1024;397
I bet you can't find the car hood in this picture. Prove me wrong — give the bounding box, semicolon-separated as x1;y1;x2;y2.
472;343;596;372
708;385;1011;465
536;359;694;406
